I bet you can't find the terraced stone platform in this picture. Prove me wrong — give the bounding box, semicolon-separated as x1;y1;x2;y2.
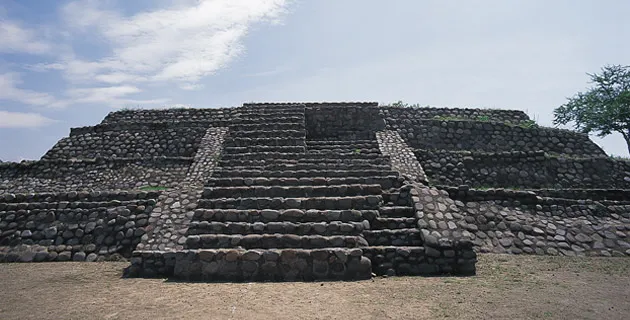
1;101;628;281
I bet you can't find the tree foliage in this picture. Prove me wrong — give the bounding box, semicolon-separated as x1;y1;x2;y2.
553;65;630;153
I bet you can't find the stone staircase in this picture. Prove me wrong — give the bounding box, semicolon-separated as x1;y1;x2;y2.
163;104;426;280
126;103;476;280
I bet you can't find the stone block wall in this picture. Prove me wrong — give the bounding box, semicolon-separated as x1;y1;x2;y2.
380;106;531;124
435;186;630;256
102;107;236;124
70;120;230;136
387;119;605;156
43;127;208;159
531;189;630;201
0;158;191;194
416;149;630;189
363;245;476;276
305;103;386;139
0;191;160;262
128;248;372;281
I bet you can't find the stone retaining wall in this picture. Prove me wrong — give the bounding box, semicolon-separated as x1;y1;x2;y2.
0;191;160;262
102;107;236;124
43;127;208;159
0;158;191;194
70;120;231;136
380;106;531;124
388;119;605;156
363;244;476;276
127;248;372;281
416;149;630;189
432;186;630;256
305;105;385;139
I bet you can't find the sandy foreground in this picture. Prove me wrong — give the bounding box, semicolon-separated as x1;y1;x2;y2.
0;254;628;320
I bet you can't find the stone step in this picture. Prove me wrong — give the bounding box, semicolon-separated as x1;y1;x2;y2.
306;151;383;158
212;169;399;178
312;131;377;140
379;206;415;218
186;234;369;249
233;116;304;124
362;246;431;276
132;248;371;281
218;163;391;171
220;152;387;161
202;184;382;198
187;221;367;236
223;145;306;154
206;176;402;189
307;146;381;153
224;137;305;147
218;157;390;167
197;195;383;210
236;110;305;117
240;105;306;112
307;143;379;149
231;130;305;139
192;209;379;223
229;123;305;132
363;229;422;246
306;140;378;145
371;217;417;229
382;192;411;206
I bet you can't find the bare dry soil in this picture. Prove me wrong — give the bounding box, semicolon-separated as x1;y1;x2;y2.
0;254;628;320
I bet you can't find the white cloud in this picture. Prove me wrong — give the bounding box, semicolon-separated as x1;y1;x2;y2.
180;83;204;91
65;86;170;107
24;63;67;72
0;19;51;54
0;72;167;108
170;103;193;108
244;65;293;78
59;0;290;89
0;73;65;107
0;111;56;128
67;85;141;103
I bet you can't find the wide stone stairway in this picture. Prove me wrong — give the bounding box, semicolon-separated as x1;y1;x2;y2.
164;104;422;280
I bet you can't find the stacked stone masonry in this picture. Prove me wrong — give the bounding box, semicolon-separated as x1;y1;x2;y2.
0;158;191;194
1;102;628;282
416;149;630;189
385;117;606;156
0;191;159;262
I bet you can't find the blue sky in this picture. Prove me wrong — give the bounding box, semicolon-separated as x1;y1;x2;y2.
1;0;629;161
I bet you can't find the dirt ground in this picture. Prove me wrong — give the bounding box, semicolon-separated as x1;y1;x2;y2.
0;254;628;320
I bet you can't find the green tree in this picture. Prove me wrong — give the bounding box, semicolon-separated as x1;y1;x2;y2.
554;65;630;154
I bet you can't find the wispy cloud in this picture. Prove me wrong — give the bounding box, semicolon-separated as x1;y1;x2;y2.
0;73;65;107
64;85;170;108
243;65;294;78
0;110;56;128
58;0;290;89
0;19;51;55
7;0;291;109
